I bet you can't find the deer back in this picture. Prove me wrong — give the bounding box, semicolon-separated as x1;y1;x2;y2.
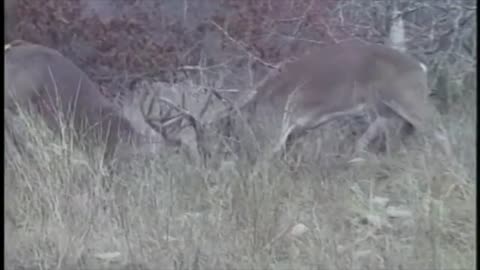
254;40;433;131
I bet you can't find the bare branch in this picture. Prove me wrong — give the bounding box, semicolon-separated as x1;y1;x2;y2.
209;20;279;69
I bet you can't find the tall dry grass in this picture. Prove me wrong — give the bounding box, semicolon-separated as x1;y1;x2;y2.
5;85;475;270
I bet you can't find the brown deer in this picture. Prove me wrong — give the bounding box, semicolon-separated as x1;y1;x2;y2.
214;40;435;157
4;40;143;163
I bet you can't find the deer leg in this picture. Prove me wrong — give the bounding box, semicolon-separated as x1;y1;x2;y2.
273;122;308;159
273;122;295;155
383;117;406;156
355;116;388;154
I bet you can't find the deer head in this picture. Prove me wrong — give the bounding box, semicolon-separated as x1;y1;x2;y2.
4;40;144;163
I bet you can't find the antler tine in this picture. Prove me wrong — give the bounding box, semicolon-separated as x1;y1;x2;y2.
136;81;180;134
204;87;256;127
141;94;187;148
155;95;211;162
137;84;211;162
142;95;202;137
155;96;199;125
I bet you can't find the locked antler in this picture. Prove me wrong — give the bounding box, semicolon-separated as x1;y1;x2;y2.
141;89;210;160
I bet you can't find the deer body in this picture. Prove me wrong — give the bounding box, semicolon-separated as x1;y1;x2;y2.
247;40;434;154
4;40;140;162
4;0;16;42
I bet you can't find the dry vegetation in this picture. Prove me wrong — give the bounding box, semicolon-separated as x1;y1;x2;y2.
5;0;476;269
5;77;475;270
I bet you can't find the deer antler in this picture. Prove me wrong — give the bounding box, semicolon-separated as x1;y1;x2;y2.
141;92;209;157
205;88;258;127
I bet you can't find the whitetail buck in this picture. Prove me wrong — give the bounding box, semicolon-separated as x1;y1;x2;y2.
4;40;143;163
221;40;435;156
